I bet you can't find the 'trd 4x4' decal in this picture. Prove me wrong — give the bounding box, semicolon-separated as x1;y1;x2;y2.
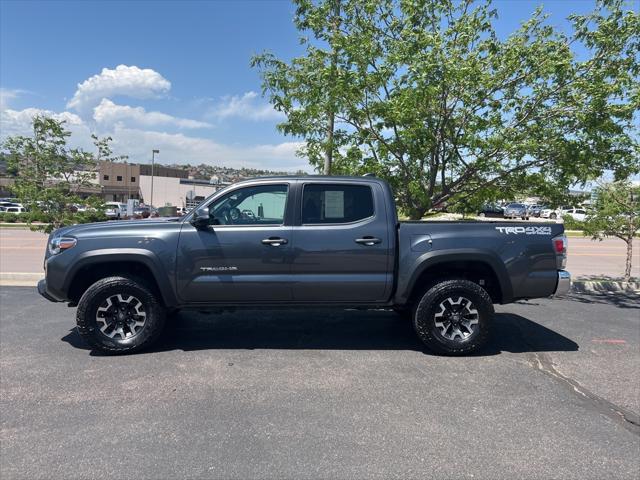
495;226;553;235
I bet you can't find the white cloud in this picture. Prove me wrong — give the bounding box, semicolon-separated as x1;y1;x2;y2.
93;99;211;130
0;107;86;138
2;67;307;171
0;106;307;171
209;91;283;121
67;65;171;114
0;88;26;110
110;125;307;171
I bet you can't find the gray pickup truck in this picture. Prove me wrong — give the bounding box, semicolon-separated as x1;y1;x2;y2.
38;176;571;355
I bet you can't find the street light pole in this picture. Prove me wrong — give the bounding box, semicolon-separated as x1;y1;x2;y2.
150;149;159;206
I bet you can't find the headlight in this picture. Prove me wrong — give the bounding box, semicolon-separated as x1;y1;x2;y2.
49;237;77;255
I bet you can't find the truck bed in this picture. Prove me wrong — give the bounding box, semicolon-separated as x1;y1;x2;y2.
395;221;565;304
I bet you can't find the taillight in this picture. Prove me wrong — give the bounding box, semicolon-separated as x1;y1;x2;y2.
554;238;565;254
552;234;567;269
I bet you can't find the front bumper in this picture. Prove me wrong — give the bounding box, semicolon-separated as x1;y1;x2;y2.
553;270;571;296
37;279;63;303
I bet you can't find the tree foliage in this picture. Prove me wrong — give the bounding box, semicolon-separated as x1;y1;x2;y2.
581;181;639;281
92;134;128;163
2;116;106;232
252;0;640;218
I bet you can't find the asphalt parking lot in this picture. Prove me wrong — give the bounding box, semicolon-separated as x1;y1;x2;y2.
1;287;638;479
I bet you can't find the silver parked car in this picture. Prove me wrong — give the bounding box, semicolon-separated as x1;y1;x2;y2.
503;203;529;220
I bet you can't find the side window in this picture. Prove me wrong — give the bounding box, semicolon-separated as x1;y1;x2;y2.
302;184;374;224
208;184;288;226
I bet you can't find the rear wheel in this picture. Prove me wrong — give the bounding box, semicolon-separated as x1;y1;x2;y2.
550;213;557;220
413;279;493;355
76;276;166;354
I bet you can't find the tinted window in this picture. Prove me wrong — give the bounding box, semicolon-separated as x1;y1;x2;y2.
209;184;288;226
302;184;374;224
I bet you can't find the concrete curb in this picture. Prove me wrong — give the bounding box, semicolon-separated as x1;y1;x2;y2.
0;273;42;287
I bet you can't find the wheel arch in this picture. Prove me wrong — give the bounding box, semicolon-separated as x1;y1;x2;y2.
64;249;177;307
399;250;513;305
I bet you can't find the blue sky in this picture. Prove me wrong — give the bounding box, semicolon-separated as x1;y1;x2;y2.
0;0;607;171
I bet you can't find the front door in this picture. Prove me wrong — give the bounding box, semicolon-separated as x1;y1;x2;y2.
290;182;392;302
176;183;293;303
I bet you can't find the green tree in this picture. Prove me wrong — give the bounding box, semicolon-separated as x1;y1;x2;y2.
2;116;106;233
252;0;640;219
91;134;128;163
582;181;639;281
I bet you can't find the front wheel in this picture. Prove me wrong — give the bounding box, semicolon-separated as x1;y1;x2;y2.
76;276;166;354
413;279;493;355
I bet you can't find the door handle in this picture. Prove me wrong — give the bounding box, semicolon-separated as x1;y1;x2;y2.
355;236;382;246
262;237;288;247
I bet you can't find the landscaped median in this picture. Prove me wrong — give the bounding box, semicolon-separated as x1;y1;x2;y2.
571;280;639;294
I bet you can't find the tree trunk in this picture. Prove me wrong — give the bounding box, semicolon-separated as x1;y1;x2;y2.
323;0;340;176
323;113;334;175
624;238;633;282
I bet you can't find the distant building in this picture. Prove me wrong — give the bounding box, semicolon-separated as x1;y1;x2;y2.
139;164;188;179
99;161;219;206
138;176;228;208
99;162;141;202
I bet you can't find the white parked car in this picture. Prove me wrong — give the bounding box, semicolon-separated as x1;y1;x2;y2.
540;208;559;220
4;206;26;214
562;207;587;222
104;202;123;219
540;205;572;220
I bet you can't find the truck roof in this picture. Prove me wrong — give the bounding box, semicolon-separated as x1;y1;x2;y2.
234;175;387;184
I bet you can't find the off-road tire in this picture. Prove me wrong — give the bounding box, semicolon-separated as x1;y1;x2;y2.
76;276;166;354
413;279;493;355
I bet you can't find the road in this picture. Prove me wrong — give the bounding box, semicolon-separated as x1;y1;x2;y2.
1;287;638;479
1;227;638;280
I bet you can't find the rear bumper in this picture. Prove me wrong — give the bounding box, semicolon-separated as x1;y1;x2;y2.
37;279;63;303
553;270;571;296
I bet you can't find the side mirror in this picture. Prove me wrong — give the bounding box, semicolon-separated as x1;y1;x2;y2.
191;206;210;229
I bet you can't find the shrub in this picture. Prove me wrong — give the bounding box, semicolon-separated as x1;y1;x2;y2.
563;214;584;230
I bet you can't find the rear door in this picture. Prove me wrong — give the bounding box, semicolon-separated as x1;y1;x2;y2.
290;181;392;302
176;182;294;303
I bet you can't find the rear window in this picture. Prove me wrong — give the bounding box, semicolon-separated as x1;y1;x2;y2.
302;184;374;224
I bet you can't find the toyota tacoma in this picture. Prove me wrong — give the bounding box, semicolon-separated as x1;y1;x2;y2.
38;176;571;355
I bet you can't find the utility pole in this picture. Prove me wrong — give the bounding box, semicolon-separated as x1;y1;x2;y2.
324;0;340;175
150;149;159;206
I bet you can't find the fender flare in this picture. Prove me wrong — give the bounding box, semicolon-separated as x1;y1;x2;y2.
63;248;178;307
400;249;513;304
